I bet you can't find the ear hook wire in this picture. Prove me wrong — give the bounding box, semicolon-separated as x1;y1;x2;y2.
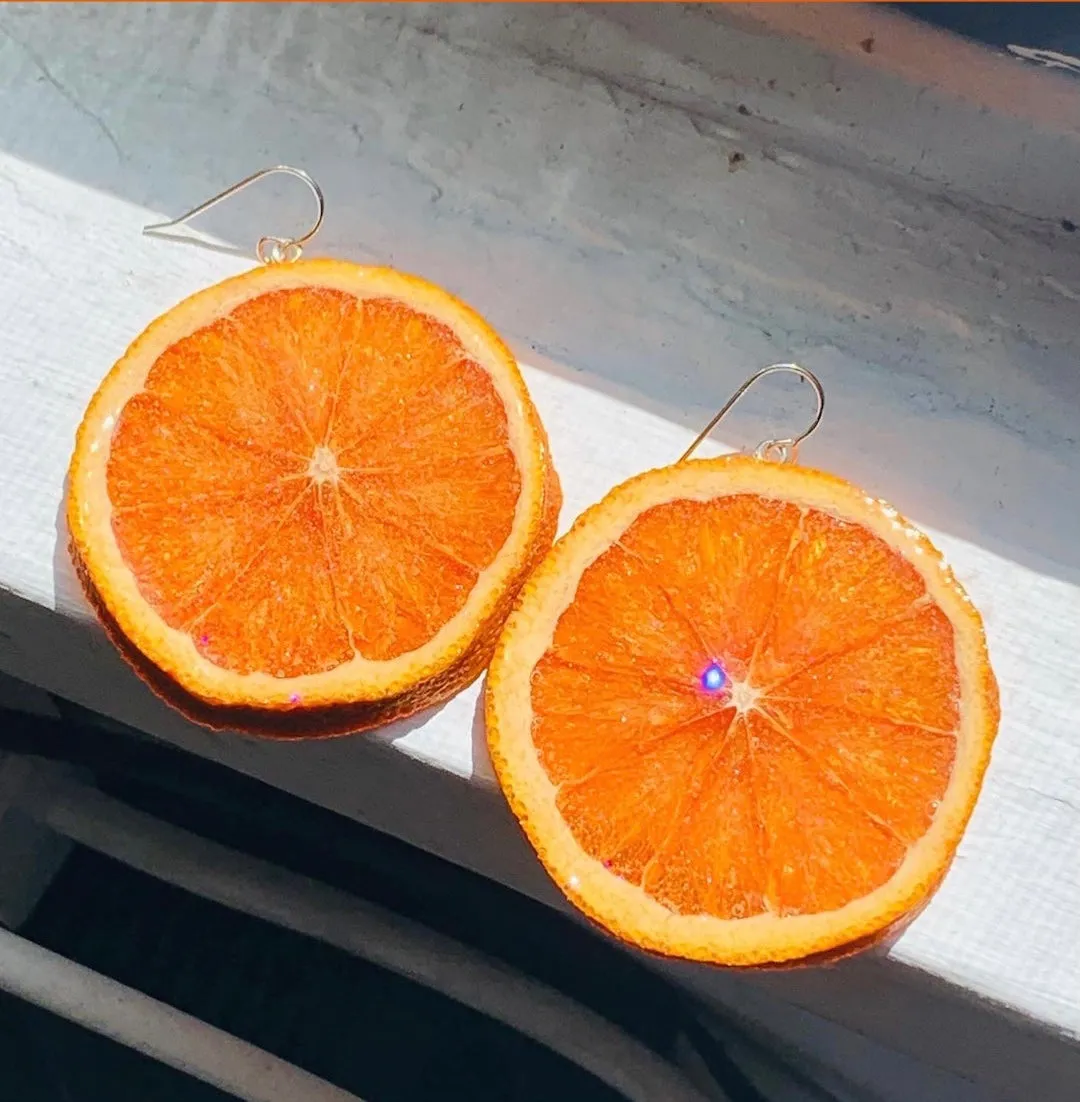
143;165;325;265
679;362;825;464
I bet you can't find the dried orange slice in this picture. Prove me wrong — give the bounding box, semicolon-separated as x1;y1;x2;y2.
486;456;998;965
69;260;560;735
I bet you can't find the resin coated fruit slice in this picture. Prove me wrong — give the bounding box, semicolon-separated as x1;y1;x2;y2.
486;455;997;965
68;260;560;735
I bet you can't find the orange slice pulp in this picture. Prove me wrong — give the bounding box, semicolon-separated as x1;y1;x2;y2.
486;456;997;965
68;260;560;735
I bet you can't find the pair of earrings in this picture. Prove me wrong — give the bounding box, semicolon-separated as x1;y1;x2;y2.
68;166;998;964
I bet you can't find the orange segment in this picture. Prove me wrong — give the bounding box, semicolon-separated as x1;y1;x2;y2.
778;603;960;730
487;455;998;965
754;507;929;685
144;291;348;456
755;705;956;847
68;260;560;729
531;658;716;784
192;489;355;679
554;713;732;890
616;495;804;673
545;540;705;684
635;718;767;920
108;394;305;626
744;709;909;917
329;299;473;460
318;480;480;661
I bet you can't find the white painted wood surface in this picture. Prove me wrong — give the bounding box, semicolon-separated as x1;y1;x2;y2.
1;5;1078;1099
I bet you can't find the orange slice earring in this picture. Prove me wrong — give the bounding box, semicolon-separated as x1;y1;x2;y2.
67;166;560;737
486;364;998;967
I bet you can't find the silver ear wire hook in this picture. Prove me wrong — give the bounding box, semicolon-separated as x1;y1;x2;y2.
679;363;825;464
143;165;325;265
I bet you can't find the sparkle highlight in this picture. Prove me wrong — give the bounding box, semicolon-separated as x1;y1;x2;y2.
702;662;727;693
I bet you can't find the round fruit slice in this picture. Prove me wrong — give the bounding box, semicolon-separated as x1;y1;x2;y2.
486;455;997;965
69;259;560;735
